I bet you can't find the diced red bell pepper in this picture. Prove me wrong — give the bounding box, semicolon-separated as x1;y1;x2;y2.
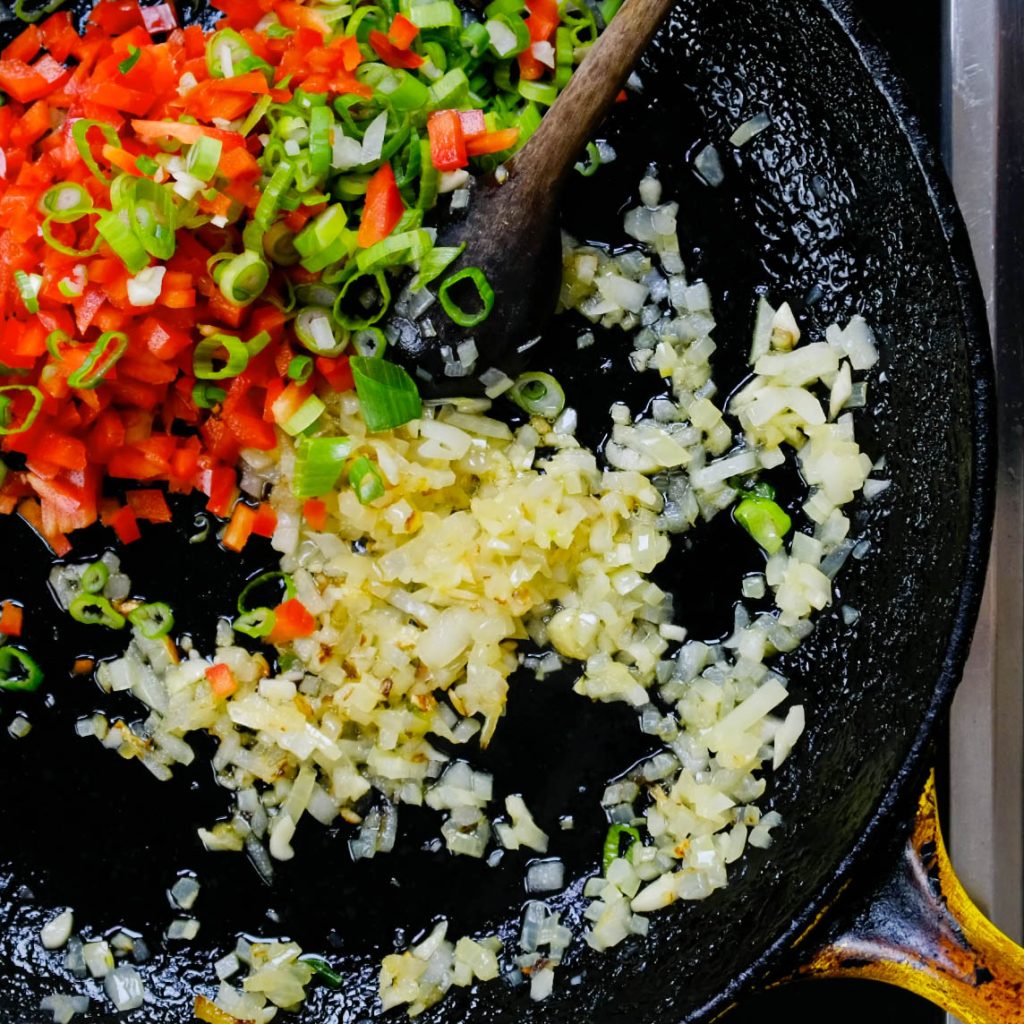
368;30;423;69
2;24;41;65
251;502;277;538
0;59;55;104
525;0;560;41
316;355;354;394
222;501;256;552
465;127;521;156
107;504;142;544
357;161;404;248
388;14;420;49
205;662;237;698
127;488;172;523
427;109;467;172
0;601;24;637
302;498;327;531
268;598;316;643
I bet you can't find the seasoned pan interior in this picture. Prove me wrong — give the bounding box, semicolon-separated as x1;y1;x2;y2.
0;1;992;1022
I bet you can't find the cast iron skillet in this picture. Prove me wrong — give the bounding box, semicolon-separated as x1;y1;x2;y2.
0;0;1003;1021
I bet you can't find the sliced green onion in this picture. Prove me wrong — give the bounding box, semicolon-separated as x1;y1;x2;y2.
599;0;624;23
96;211;149;273
301;956;344;989
603;824;640;872
460;22;490;58
58;268;87;298
376;69;430;111
263;222;300;266
282;393;326;436
0;647;43;692
294;306;348;357
350;356;422;432
734;494;792;555
246;330;273;357
348;455;385;504
46;330;72;360
294;204;348;260
238;571;295;614
192;383;227;409
69;594;126;630
0;385;44;435
67;332;128;390
80;561;109;595
206;28;258;79
128;602;175;640
119;46;142;74
438;266;495;327
288;355;314;382
508;372;565;419
193;334;250;381
575;140;602;177
427;68;470;109
355;229;432;275
518;79;558;106
14;271;42;314
554;26;573;88
413;243;464;291
219;251;271;307
416;138;439;212
14;0;67;23
751;481;776;500
239;94;273;138
0;458;7;488
233;607;276;638
486;14;530;57
309;105;335;179
124;178;177;261
351;328;386;359
72;120;121;184
39;183;92;221
334;271;390;330
186;135;223;182
136;154;160;176
293;435;354;498
254;161;295;230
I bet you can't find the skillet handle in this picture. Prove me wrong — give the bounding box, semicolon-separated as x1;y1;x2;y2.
795;771;1024;1022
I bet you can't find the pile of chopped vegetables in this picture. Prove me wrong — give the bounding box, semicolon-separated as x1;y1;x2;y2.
0;0;603;557
0;2;890;1023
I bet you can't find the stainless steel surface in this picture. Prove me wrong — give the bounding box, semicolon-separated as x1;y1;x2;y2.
944;0;1024;955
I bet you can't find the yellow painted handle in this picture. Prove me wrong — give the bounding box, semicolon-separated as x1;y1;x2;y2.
798;772;1024;1021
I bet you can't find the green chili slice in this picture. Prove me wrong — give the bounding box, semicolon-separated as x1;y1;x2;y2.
69;594;126;630
80;561;109;595
508;372;566;420
438;267;495;327
128;602;175;640
734;494;792;555
0;647;44;692
233;607;276;639
603;824;641;873
237;572;296;615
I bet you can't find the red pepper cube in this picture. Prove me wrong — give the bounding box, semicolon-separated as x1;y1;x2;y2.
427;110;468;172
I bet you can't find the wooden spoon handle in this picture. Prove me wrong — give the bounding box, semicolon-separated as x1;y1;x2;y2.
512;0;676;188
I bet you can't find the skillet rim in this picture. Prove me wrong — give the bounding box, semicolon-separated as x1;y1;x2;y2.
688;0;997;1018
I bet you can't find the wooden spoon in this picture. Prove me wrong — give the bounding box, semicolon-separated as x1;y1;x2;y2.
388;0;677;395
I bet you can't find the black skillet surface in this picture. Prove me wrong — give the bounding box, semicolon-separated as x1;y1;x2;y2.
0;0;994;1022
